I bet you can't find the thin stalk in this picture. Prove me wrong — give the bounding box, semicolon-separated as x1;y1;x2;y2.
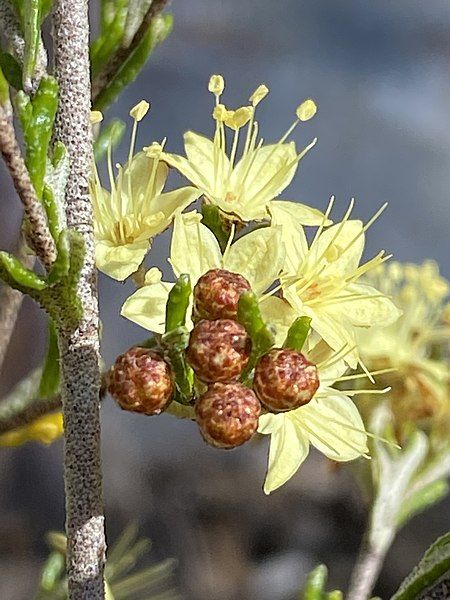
52;0;106;598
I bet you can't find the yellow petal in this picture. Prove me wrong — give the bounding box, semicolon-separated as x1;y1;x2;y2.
95;239;149;281
294;392;368;461
224;226;285;294
170;211;221;283
307;220;364;278
270;200;331;227
259;296;297;346
258;413;309;494
121;281;174;333
122;152;169;204
151;186;201;226
269;202;309;274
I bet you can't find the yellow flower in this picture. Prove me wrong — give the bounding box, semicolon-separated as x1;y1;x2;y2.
0;413;63;447
121;210;286;332
275;199;402;368
91;102;200;280
258;344;370;494
357;260;450;421
161;75;322;223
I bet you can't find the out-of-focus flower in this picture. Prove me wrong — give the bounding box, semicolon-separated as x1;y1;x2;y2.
121;211;286;333
161;75;326;223
274;199;401;367
358;260;450;425
0;413;63;447
91;101;200;280
258;344;373;494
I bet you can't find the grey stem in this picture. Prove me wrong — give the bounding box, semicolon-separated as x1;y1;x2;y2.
52;1;106;598
347;531;393;600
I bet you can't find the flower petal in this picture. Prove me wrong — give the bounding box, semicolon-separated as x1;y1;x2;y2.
170;211;222;283
270;202;309;274
259;296;297;346
151;186;201;226
121;281;174;333
95;239;149;281
270;200;331;226
258;413;309;494
224;226;285;294
294;392;368;462
122;151;169;203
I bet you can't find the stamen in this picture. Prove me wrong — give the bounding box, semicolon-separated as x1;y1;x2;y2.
324;416;401;450
318;344;357;370
338;202;388;257
291;415;340;456
222;223;236;265
323;367;397;383
339;387;392;396
297;412;365;456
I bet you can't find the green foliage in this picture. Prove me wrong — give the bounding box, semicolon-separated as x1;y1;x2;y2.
91;0;129;78
391;531;450;600
0;64;9;104
22;0;42;87
38;319;60;399
201;204;230;251
283;316;311;352
161;327;194;405
93;13;173;111
0;52;22;91
237;290;275;381
165;274;191;333
397;479;449;527
0;250;47;290
15;76;59;198
94;118;126;162
299;565;343;600
36;524;181;599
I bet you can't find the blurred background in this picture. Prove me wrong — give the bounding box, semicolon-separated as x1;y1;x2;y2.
1;1;450;598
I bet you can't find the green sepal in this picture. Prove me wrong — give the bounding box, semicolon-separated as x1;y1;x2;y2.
93;118;126;162
237;291;275;381
0;53;22;91
300;564;328;600
165;273;191;333
46;229;71;285
201;204;229;252
0;250;46;290
38;319;60;398
161;326;194;405
93;13;173;111
391;531;450;600
283;316;311;352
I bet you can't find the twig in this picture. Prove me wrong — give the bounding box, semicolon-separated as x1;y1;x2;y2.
0;0;48;92
91;0;168;102
347;530;392;600
0;233;34;374
0;107;57;269
52;0;106;597
0;392;61;433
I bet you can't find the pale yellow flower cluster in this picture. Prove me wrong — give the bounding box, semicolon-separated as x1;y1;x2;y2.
91;75;404;493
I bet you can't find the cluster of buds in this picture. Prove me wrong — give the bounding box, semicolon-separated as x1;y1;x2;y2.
108;268;320;451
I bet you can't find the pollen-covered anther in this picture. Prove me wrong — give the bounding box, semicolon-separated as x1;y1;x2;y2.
208;74;225;96
193;268;251;321
107;347;174;415
296;98;317;121
195;382;261;449
249;84;269;107
187;319;251;383
253;348;320;411
224;106;253;130
130;100;150;121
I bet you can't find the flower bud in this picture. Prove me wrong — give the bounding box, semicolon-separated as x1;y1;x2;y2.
108;347;173;415
253;348;319;411
187;319;251;382
193;268;251;321
196;382;261;448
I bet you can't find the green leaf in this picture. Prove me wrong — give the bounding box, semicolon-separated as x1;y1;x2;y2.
165;274;191;333
93;118;126;162
38;552;65;593
0;250;47;290
0;64;9;105
38;319;60;398
391;531;450;600
0;52;23;91
283;316;311;352
397;479;449;527
201;204;230;252
300;564;328;600
237;291;275;381
91;0;129;78
47;229;71;285
93;13;173;111
22;0;41;88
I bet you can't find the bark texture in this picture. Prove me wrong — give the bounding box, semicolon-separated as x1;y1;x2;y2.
52;1;106;597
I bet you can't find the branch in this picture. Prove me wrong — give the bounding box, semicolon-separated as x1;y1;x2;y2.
0;0;48;92
52;0;106;597
91;0;168;102
0;232;34;373
0;107;57;269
